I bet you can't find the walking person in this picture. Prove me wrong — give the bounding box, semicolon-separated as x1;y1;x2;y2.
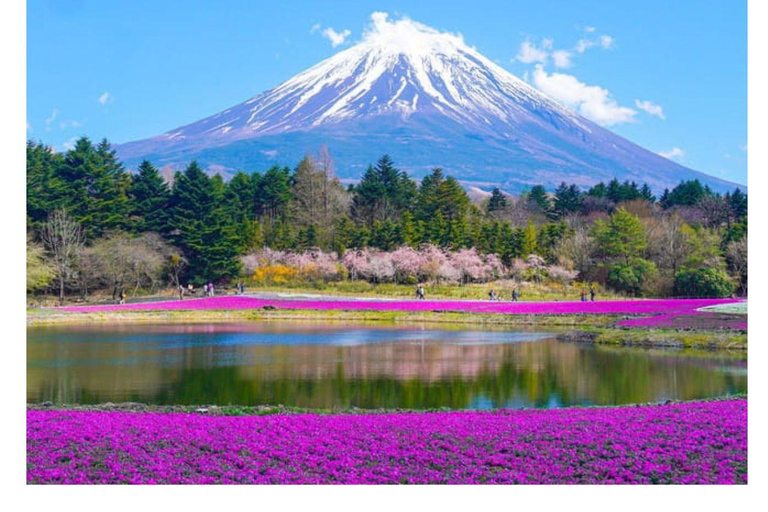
511;287;519;302
119;290;126;305
590;286;596;302
209;282;215;297
416;285;425;300
580;290;586;302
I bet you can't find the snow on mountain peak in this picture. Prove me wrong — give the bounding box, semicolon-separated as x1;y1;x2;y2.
361;12;467;58
156;12;582;142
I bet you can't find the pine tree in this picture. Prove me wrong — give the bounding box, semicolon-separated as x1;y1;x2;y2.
58;137;131;239
168;162;241;282
487;187;508;213
129;160;170;233
351;155;416;226
26;140;66;229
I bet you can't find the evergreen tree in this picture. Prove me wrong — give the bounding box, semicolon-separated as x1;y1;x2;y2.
351;155;416;226
527;185;551;214
553;182;582;218
640;183;655;202
729;188;747;219
592;208;647;265
58;137;131;239
26;140;66;228
487;187;508;213
129;160;170;233
168;162;241;282
258;165;293;223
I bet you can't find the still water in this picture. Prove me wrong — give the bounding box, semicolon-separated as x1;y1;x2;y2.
27;322;747;409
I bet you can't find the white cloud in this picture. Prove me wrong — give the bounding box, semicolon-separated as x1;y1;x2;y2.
634;99;665;119
541;38;554;50
658;147;686;160
260;149;279;158
585;26;596;33
600;35;614;49
575;38;595;53
552;50;573;68
61;137;78;152
515;40;549;64
44;108;59;131
531;65;636;126
26;122;32;132
98;92;112;105
59;119;82;129
321;27;351;47
309;23;321;34
575;34;613;53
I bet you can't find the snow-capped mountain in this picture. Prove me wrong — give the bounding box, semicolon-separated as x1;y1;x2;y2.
116;13;741;193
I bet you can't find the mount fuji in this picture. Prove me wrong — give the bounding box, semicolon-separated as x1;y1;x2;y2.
116;13;741;193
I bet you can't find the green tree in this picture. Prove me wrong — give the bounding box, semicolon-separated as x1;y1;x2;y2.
129;160;170;233
673;267;734;298
553;182;582;218
26;140;66;228
168;162;241;282
607;258;657;296
592;208;647;265
58;137;132;239
521;220;537;256
487;187;508;213
351;155;416;226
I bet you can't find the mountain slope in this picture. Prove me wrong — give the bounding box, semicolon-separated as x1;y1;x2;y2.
116;14;742;193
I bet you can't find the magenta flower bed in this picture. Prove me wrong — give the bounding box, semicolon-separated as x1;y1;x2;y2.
27;400;746;484
60;296;740;317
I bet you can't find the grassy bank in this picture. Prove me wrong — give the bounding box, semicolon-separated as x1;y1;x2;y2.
26;393;747;417
559;327;747;350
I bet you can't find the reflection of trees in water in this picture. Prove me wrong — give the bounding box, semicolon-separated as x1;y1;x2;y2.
28;334;747;409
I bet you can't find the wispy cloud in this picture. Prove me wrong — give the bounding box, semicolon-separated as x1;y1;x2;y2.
575;38;595;54
59;119;82;129
98;92;112;105
658;147;686;160
44;108;59;131
634;99;665;119
309;23;321;34
321;27;351;47
531;64;636;126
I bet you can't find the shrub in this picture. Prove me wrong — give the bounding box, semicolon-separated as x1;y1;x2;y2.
607;258;657;296
673;267;734;298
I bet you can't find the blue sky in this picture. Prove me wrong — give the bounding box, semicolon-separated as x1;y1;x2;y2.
27;0;747;185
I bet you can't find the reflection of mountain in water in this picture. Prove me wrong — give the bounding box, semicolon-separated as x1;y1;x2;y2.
27;324;747;409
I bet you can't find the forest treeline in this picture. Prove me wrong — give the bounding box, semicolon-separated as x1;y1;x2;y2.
26;137;747;301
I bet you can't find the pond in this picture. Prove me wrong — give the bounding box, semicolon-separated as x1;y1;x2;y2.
27;322;747;409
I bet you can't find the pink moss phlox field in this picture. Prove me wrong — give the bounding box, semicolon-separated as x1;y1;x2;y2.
60;296;741;318
27;400;746;484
